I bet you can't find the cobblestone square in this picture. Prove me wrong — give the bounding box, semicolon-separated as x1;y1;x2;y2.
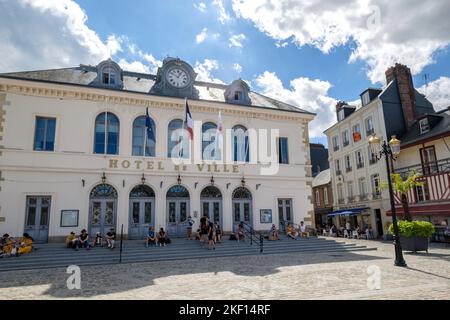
0;239;449;300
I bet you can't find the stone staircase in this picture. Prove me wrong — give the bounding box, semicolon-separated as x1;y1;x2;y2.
0;236;377;271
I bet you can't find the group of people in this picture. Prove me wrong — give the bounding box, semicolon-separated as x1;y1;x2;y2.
285;221;310;240
145;227;169;247
0;233;34;257
65;228;116;250
196;215;223;250
320;223;372;239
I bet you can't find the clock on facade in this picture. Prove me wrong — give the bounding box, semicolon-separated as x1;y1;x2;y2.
166;67;190;88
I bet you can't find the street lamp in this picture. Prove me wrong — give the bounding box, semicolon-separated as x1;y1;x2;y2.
369;134;407;267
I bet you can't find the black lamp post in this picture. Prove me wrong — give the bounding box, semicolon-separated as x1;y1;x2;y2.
369;134;407;267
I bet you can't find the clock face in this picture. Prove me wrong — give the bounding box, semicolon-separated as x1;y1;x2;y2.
166;68;190;88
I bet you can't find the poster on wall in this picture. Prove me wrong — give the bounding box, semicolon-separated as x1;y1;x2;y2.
260;209;273;224
60;210;79;227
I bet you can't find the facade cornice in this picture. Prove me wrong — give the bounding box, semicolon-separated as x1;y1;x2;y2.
0;77;314;124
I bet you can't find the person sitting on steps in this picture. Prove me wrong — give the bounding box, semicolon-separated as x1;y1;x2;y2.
237;224;245;242
157;227;167;246
146;227;156;247
106;228;116;249
268;224;280;241
65;232;77;249
286;223;299;240
299;221;309;239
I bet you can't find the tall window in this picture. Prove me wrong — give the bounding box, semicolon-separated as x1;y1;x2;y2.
94;112;119;155
34;117;56;151
337;184;344;203
365;117;374;136
332;135;339;151
324;188;329;206
102;67;116;85
315;190;320;206
338;109;345;121
202;122;218;160
278;137;289;164
368;146;378;165
335;159;341;175
420;146;438;175
358;178;367;197
352;124;361;142
356;150;364;169
347;181;354;198
362;91;370;106
168;119;189;158
371;174;381;197
132;116;156;157
342;130;350;146
345;154;352;172
232;125;249;162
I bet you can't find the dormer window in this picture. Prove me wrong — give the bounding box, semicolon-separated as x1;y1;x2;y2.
102;67;116;85
362;91;370;106
234;91;242;101
419;118;430;134
225;79;251;105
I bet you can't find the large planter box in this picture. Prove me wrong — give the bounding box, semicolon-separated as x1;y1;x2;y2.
400;236;429;253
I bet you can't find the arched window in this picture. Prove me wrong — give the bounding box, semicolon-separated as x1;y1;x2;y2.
94;112;120;155
167;119;189;158
130;185;155;198
132;116;156;157
102;67;116;85
232;125;249;162
90;184;118;199
202;122;219;160
232;187;252;200
200;186;222;198
166;185;190;198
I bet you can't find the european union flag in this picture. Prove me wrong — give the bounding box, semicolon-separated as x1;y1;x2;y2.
145;107;155;142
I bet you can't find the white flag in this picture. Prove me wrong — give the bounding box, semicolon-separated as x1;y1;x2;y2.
214;111;223;160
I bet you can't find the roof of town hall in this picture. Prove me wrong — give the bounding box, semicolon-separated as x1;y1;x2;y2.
0;66;315;116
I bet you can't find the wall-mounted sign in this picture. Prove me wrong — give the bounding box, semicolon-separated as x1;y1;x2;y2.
60;210;79;227
260;209;273;224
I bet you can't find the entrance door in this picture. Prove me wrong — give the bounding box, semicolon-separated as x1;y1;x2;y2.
166;185;190;237
24;196;51;243
167;199;189;237
375;209;383;237
200;186;223;229
128;185;155;240
89;184;118;236
278;198;292;232
232;187;253;231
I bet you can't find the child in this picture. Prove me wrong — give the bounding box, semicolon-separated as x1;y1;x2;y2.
93;232;103;247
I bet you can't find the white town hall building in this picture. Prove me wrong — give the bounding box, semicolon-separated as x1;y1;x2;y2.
0;58;315;242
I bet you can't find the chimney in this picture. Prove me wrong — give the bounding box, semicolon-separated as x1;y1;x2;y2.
385;64;417;129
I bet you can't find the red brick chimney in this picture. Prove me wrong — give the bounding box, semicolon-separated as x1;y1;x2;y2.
385;64;417;129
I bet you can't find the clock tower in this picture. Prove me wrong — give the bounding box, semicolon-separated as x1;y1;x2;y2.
150;57;199;99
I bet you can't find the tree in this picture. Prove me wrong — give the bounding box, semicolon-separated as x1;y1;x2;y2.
390;171;424;222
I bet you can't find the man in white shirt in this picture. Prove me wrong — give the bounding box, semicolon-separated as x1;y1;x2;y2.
299;221;309;239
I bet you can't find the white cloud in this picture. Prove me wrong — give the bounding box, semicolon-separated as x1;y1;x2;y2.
232;0;450;84
0;0;162;75
255;71;337;137
229;34;246;48
418;77;450;111
233;63;242;73
194;2;207;13
212;0;231;24
196;28;208;44
194;59;225;84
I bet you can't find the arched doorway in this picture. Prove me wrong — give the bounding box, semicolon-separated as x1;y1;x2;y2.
89;184;118;236
166;185;190;237
200;186;223;228
232;187;252;231
128;185;155;239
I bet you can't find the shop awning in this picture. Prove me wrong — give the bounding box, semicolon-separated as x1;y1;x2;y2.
386;204;450;217
328;207;370;217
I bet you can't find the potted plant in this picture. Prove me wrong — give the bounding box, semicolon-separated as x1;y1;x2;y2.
389;220;435;253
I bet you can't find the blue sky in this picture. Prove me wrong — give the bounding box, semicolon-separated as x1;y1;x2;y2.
1;0;450;142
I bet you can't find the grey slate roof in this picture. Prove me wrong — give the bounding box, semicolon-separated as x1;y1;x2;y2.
0;66;314;115
400;112;450;147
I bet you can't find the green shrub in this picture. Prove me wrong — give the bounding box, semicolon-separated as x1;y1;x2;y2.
389;220;435;238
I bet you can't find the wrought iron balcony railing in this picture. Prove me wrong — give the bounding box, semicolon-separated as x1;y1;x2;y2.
396;158;450;178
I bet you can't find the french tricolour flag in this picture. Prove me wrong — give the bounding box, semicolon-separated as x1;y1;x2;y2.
185;98;194;140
